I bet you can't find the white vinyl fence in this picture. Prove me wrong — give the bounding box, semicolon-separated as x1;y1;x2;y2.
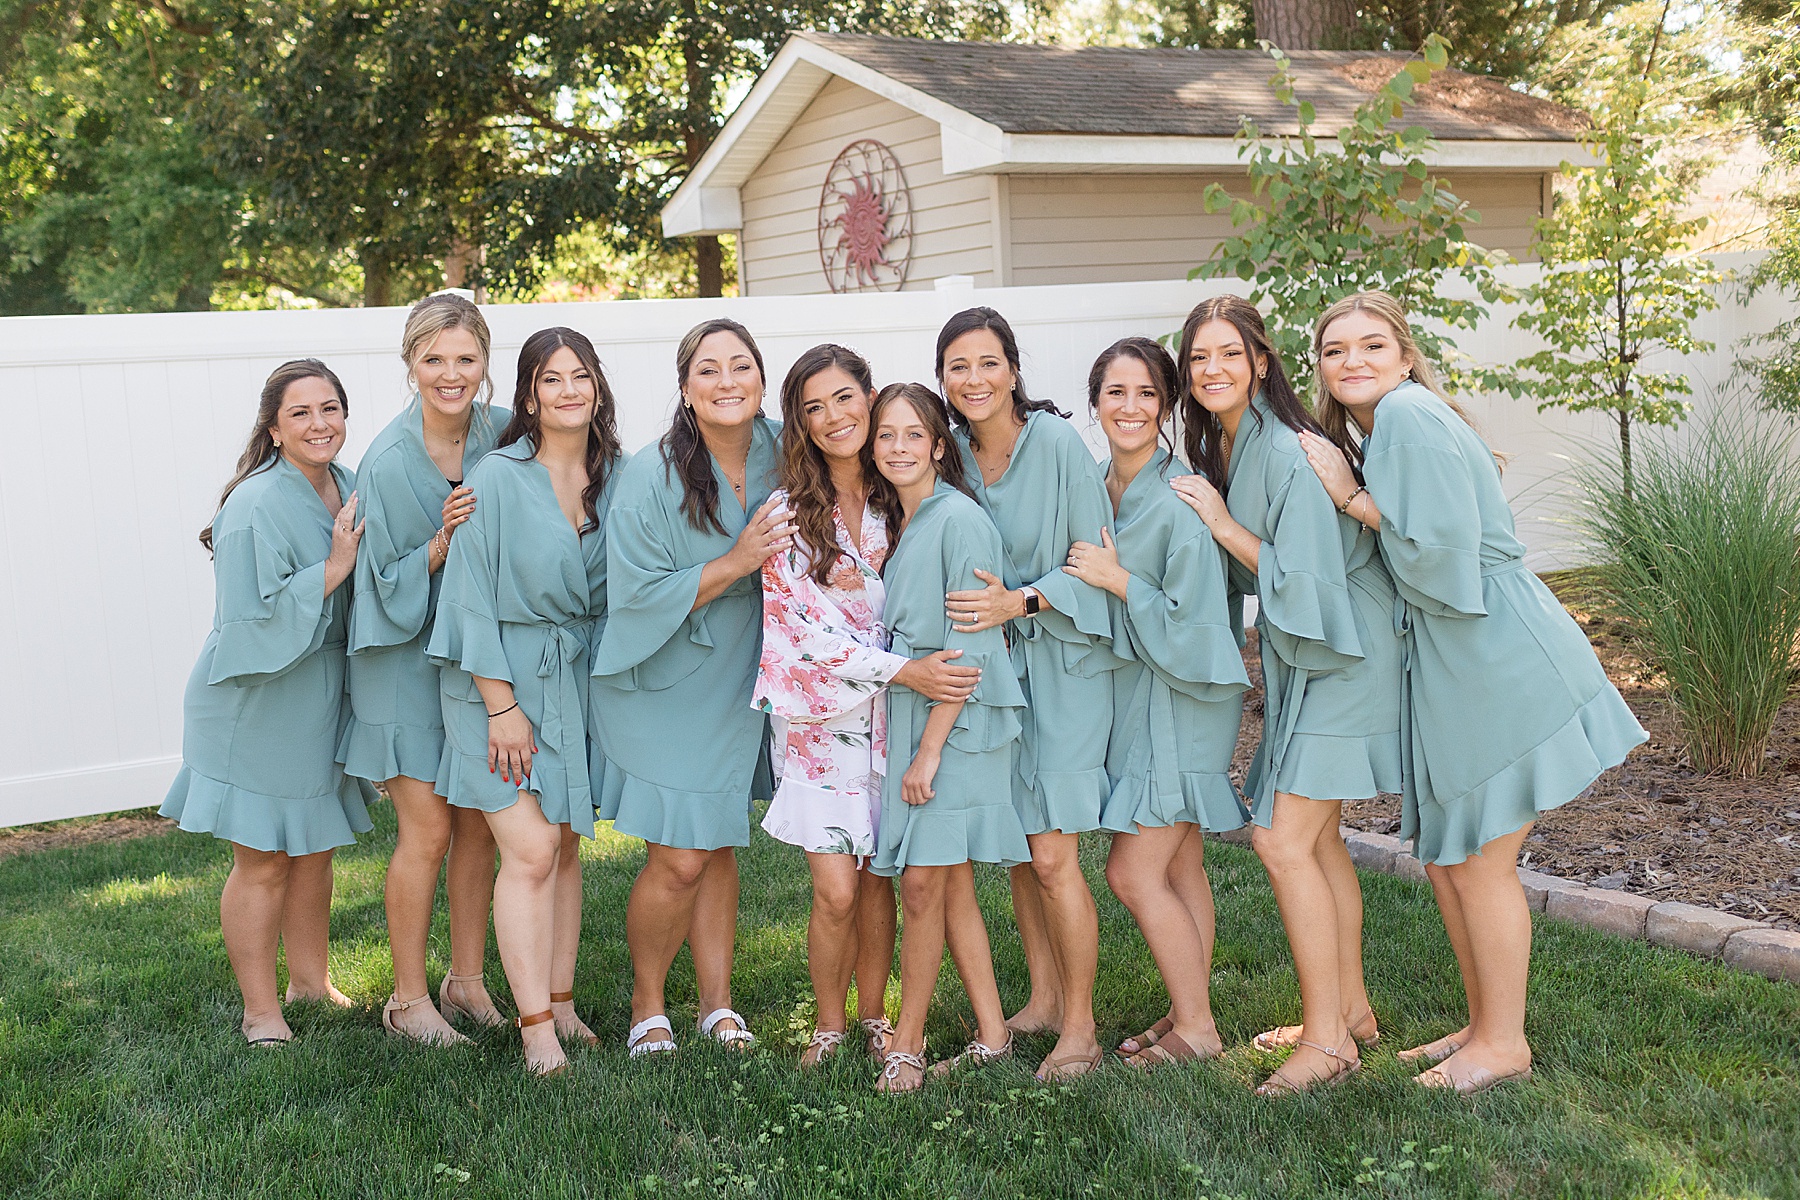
0;256;1785;827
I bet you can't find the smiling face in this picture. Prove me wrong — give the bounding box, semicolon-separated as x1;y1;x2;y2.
801;365;872;466
1318;308;1413;418
684;330;764;431
1186;318;1262;422
872;397;943;492
940;328;1017;428
270;374;347;470
1095;354;1165;461
412;325;484;423
533;345;597;436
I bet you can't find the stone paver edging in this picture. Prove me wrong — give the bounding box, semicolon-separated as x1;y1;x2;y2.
1338;829;1800;986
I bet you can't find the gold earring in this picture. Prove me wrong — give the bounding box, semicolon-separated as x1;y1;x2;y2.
526;404;536;415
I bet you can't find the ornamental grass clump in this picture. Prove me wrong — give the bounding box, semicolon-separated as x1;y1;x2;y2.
1578;412;1800;776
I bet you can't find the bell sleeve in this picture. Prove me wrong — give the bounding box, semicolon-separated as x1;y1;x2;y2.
348;460;436;653
1022;444;1115;647
939;521;1027;754
1362;415;1487;619
589;497;709;687
1255;459;1364;672
753;546;907;722
207;519;332;688
424;480;512;683
1124;529;1252;702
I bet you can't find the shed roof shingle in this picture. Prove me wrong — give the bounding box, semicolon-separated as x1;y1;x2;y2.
797;32;1586;142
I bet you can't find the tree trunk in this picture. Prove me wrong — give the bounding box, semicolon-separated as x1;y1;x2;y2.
681;9;724;298
445;237;487;302
1252;0;1358;48
1619;409;1634;502
362;249;392;308
695;237;724;298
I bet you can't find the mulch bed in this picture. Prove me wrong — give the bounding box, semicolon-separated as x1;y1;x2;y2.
0;811;174;862
1235;591;1800;932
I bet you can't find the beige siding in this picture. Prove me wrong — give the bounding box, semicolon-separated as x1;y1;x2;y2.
1003;169;1547;287
738;77;998;295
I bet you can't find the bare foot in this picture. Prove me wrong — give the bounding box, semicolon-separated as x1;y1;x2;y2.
521;1021;569;1077
1005;1000;1063;1036
1416;1039;1531;1094
285;981;353;1007
549;997;598;1046
242;1010;293;1046
1398;1025;1473;1065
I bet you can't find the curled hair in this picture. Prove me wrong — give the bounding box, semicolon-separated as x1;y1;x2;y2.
1311;290;1482;469
1087;336;1181;469
778;344;875;586
498;327;623;532
934;306;1068;448
1176;295;1320;492
661;318;767;534
200;359;350;553
401;292;497;440
864;382;974;560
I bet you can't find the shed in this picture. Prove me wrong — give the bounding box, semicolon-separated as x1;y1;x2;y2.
662;33;1590;295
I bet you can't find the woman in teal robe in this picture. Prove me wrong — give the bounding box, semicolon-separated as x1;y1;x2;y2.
427;327;624;1076
1169;295;1401;1094
162;359;376;1047
1301;291;1647;1095
865;382;1029;1094
938;306;1117;1080
341;294;507;1044
1063;338;1250;1071
590;318;788;1059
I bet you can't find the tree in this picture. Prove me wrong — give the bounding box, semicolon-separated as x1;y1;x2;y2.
1193;35;1513;398
1251;0;1354;48
1511;5;1722;496
1734;0;1800;412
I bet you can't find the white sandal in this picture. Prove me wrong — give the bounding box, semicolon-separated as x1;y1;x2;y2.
698;1007;757;1050
930;1032;1013;1077
859;1016;896;1057
876;1048;927;1094
627;1014;676;1059
801;1028;847;1066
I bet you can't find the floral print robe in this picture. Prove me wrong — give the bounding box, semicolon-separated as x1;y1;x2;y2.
753;491;908;857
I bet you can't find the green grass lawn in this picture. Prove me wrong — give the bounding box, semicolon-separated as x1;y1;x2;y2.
2;805;1797;1200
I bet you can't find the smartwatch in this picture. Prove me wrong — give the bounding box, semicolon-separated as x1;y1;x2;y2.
1021;587;1041;616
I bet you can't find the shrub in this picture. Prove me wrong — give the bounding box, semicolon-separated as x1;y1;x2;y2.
1577;410;1800;776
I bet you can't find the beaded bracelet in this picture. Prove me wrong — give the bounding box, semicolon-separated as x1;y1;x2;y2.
1338;485;1368;515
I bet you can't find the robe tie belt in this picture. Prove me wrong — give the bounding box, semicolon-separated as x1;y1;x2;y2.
532;617;595;810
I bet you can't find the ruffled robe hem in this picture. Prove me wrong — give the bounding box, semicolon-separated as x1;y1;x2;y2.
1013;766;1112;835
160;766;374;856
1247;730;1404;826
1102;770;1247;834
337;715;444;785
869;798;1031;876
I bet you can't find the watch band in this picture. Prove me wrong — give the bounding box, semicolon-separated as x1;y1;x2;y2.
1022;588;1041;616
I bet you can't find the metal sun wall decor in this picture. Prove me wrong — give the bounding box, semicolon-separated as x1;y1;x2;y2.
817;139;914;293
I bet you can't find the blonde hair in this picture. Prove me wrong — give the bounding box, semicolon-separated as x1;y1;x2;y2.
1311;290;1477;465
401;292;496;414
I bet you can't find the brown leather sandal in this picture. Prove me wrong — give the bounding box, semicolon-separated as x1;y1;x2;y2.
1124;1031;1219;1071
515;1008;567;1077
1117;1016;1174;1057
1036;1047;1104;1083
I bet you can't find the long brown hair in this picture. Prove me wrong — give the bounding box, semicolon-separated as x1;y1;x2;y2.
1087;336;1180;470
778;343;875;586
498;327;622;533
864;382;974;561
661;317;767;535
1311;290;1480;468
934;306;1068;449
401;292;497;441
1176;295;1319;492
199;359;349;553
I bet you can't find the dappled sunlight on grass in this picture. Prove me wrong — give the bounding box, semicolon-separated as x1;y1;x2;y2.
78;873;202;910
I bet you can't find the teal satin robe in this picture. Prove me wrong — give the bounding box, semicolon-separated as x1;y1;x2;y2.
426;439;621;837
1102;449;1251;834
1362;383;1647;864
589;417;780;851
872;481;1031;875
161;457;377;855
956;411;1121;835
341;400;506;784
1225;395;1404;823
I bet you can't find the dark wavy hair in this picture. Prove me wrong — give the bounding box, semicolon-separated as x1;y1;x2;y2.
661;317;767;534
497;327;622;533
1087;336;1180;470
1176;295;1320;493
200;358;349;553
934;306;1067;449
865;382;974;562
778;343;876;586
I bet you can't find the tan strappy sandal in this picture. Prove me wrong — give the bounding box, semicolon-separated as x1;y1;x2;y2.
1254;1009;1380;1052
929;1032;1014;1078
382;994;471;1047
1255;1030;1360;1096
438;971;506;1028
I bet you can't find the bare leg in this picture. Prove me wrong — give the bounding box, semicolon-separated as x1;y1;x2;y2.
943;864;1011;1049
624;843;713;1026
1406;861;1478;1060
801;852;863;1063
221;844;294;1043
1252;794;1356;1088
883;865;950;1092
1025;831;1101;1075
1424;824;1535;1086
485;793;565;1075
281;849;350;1006
547;825;593;1043
1005;863;1063;1034
382;777;461;1040
852;868;897;1024
689;849;743;1036
1105;825;1222;1058
1314;811;1376;1028
443;804;501;1021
